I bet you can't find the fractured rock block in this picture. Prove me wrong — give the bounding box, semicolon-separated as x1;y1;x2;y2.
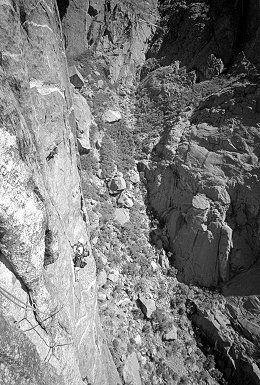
122;352;142;385
117;191;134;208
102;109;122;123
163;325;178;341
73;91;92;154
138;296;156;319
69;65;85;89
109;174;126;194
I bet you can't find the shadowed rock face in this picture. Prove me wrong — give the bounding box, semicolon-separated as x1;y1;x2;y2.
0;1;120;384
141;67;260;290
138;0;260;293
147;0;260;73
132;3;260;382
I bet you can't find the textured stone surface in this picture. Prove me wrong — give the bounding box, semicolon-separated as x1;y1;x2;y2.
190;295;260;385
0;312;65;385
73;90;92;153
122;352;142;385
69;65;85;88
0;1;120;384
102;109;121;123
163;325;178;341
114;208;130;226
117;191;134;208
62;0;158;84
139;296;156;319
128;169;140;184
143;60;260;288
147;0;260;76
131;3;260;381
109;174;126;194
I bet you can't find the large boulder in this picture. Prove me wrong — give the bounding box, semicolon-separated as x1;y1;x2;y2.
128;169;140;184
114;208;130;226
117;191;134;208
73;91;92;154
139;296;156;319
122;352;142;385
109;174;127;194
163;325;178;341
102;109;122;123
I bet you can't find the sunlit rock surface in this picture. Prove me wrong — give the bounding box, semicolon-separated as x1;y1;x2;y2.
0;1;120;384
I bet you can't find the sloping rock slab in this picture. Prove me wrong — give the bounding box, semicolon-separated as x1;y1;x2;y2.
122;352;142;385
0;312;65;385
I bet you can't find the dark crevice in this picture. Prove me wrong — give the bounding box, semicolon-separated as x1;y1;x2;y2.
19;5;26;24
46;147;58;161
44;229;55;266
105;0;111;13
56;0;70;20
88;5;98;17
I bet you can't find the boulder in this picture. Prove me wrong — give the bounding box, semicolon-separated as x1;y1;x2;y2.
139;296;156;319
151;261;158;271
163;325;178;341
97;79;104;89
128;169;140;184
102;109;122;123
73;91;92;154
98;292;107;302
69;65;84;89
97;269;107;288
108;269;119;283
114;208;130;226
134;335;142;345
122;352;142;385
109;174;126;194
158;250;169;269
117;191;134;208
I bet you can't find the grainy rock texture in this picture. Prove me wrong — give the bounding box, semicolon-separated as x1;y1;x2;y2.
73;89;92;153
0;312;65;385
140;0;260;291
1;0;260;385
61;0;158;84
0;1;120;384
131;1;260;383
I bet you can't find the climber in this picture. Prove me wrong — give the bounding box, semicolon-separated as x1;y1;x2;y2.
73;240;90;282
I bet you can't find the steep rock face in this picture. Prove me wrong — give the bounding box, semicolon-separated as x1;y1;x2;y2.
132;3;260;382
147;0;260;77
142;63;260;289
61;0;158;84
0;1;120;384
50;1;260;384
188;293;260;385
137;0;260;290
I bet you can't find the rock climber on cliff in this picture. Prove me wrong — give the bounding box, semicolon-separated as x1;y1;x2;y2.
73;239;90;282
